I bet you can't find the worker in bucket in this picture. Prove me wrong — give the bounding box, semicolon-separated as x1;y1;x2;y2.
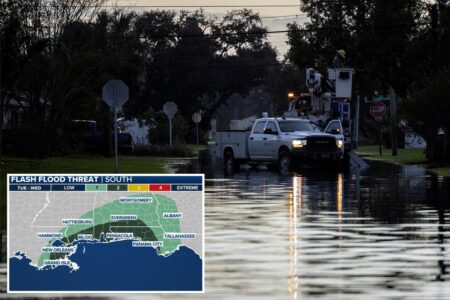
333;49;346;68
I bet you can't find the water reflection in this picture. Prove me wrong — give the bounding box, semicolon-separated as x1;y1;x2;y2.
288;176;299;299
203;159;450;299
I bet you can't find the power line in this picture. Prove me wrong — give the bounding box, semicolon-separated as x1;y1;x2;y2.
117;5;299;8
42;4;301;8
47;22;428;42
107;29;289;39
63;22;425;40
260;14;307;19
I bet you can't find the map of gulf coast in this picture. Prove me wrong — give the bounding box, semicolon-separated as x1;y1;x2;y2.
8;174;204;292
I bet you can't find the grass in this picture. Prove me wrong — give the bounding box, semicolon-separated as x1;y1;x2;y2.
0;155;171;230
426;166;450;177
355;145;427;164
355;145;450;176
186;144;208;154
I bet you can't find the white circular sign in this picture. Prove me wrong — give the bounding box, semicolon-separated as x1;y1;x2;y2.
210;118;217;130
163;102;178;119
102;80;129;108
192;112;202;123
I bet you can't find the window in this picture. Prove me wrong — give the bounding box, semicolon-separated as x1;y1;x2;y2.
326;121;342;134
265;122;277;133
310;122;322;132
253;121;266;134
278;121;315;132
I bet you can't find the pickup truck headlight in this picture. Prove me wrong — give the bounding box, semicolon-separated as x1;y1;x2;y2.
336;139;344;148
292;139;307;148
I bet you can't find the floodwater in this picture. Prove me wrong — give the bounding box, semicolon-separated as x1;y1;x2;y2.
1;152;450;299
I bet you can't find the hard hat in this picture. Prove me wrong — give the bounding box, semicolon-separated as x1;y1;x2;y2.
337;49;346;58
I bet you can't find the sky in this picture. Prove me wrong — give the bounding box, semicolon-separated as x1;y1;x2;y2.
112;0;307;57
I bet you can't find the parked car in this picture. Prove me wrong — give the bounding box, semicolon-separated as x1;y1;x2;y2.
72;120;134;154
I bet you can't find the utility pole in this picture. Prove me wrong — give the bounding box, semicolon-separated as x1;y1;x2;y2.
389;87;398;156
438;0;449;161
353;95;360;149
0;30;3;156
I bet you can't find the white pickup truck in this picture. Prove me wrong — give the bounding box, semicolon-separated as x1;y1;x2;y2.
213;116;345;172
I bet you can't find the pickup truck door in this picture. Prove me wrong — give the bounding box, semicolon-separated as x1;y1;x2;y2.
248;120;267;160
324;119;345;141
262;121;280;160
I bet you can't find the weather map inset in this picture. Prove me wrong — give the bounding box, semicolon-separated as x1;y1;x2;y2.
7;174;204;293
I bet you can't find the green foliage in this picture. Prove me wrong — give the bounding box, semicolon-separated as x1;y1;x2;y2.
402;67;450;160
287;0;450;161
288;0;426;97
144;108;189;145
212;9;268;54
132;144;193;157
403;69;450;137
1;3;277;157
263;65;305;114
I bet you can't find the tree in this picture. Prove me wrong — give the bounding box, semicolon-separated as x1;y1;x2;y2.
263;64;305;115
203;10;277;121
287;0;426;97
0;0;107;156
1;6;281;153
287;0;434;157
402;0;450;162
130;9;277;136
403;68;450;161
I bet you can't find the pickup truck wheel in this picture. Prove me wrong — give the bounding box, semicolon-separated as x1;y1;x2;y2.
224;151;239;174
278;150;293;173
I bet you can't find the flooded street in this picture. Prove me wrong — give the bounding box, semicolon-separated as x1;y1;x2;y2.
1;155;450;299
195;156;449;299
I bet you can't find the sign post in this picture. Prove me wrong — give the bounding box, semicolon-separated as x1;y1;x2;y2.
102;80;129;173
163;102;178;146
370;101;386;156
192;112;202;145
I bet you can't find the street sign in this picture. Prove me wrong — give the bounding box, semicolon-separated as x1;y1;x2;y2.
370;101;386;121
102;80;129;173
102;80;129;108
373;95;390;102
192;112;202;123
163;102;178;145
163;102;178;119
192;112;202;145
210;119;217;130
364;96;390;103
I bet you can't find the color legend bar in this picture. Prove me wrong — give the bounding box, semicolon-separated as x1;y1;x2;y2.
128;184;148;192
149;184;171;192
107;184;128;191
9;177;203;192
85;184;107;192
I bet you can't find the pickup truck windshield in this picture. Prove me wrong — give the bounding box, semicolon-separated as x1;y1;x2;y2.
278;121;318;132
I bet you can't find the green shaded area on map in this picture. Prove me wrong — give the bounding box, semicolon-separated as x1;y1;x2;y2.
38;193;181;267
48;219;159;260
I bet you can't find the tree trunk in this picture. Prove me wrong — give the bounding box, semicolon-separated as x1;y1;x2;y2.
0;100;3;156
100;101;112;157
201;91;235;131
389;87;398;156
427;133;435;162
0;36;2;156
444;127;450;163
